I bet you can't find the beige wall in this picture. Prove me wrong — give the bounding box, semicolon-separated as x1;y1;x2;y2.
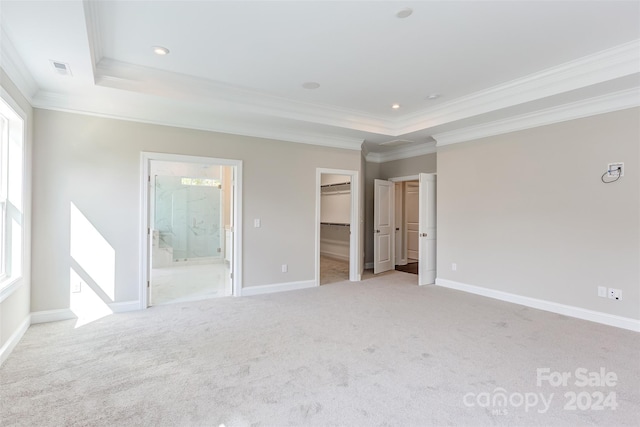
437;108;640;320
364;152;437;266
380;152;437;180
32;109;361;312
0;69;33;352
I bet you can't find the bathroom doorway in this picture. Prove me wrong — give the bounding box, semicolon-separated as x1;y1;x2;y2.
140;153;242;308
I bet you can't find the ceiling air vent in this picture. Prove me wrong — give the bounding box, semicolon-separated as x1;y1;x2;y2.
50;60;72;76
378;139;413;147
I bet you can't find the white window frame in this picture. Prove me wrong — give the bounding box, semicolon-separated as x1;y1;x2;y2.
0;89;26;301
0;115;8;280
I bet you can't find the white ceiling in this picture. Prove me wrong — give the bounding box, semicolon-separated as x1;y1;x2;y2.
1;0;639;159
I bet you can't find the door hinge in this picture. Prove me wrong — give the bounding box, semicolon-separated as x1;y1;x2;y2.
147;280;150;288
148;227;150;236
230;272;233;280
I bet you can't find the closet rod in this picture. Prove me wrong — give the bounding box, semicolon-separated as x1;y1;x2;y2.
320;182;350;188
320;222;350;227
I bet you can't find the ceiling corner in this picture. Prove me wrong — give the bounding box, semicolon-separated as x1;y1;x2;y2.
82;0;102;80
0;25;39;101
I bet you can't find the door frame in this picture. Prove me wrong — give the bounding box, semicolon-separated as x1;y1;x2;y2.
315;168;361;284
388;174;437;284
139;152;243;308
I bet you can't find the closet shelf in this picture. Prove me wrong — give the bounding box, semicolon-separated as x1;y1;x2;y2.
320;182;350;188
321;222;350;227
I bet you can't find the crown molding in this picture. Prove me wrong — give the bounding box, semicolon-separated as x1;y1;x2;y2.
366;142;437;163
396;39;640;135
433;87;640;147
95;58;395;135
0;26;38;101
83;0;103;78
32;90;364;150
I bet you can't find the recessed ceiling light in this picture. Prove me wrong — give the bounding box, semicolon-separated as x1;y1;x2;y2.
302;82;320;90
152;46;170;55
426;94;441;100
391;103;401;109
396;8;413;19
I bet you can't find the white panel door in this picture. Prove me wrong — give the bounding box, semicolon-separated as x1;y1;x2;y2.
418;173;436;285
374;179;394;274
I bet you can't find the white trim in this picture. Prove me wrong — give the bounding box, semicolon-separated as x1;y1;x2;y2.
30;308;75;324
434;87;640;146
0;277;21;303
92;57;392;135
109;300;140;313
366;143;437;163
315;168;361;286
0;314;30;366
28;40;639;143
398;39;640;135
241;280;316;296
140;152;243;308
32;90;364;151
83;0;103;69
435;278;640;332
0;27;38;101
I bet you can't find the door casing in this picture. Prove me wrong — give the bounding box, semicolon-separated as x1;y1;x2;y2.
140;152;243;308
315;168;361;284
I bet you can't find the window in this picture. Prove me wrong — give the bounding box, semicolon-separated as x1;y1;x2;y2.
0;92;25;294
0;116;7;278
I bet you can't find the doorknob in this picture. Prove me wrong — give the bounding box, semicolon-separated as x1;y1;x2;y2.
376;229;380;233
420;233;428;237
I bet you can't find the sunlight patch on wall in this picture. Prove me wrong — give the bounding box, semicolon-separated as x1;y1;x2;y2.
70;267;112;328
70;202;115;300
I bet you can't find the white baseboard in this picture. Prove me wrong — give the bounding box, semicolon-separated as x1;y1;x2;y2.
30;308;75;324
110;300;140;313
31;300;140;324
0;315;30;366
241;280;316;296
435;278;640;332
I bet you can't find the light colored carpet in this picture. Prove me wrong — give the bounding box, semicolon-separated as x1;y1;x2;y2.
2;272;639;426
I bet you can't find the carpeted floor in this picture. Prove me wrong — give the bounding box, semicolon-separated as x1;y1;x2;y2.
1;272;639;426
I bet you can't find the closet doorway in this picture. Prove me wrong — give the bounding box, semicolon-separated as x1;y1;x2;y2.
140;153;242;308
315;168;360;285
394;180;419;274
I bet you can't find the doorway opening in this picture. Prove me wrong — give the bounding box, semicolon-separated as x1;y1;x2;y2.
315;168;360;286
373;173;436;285
140;153;242;308
394;180;419;275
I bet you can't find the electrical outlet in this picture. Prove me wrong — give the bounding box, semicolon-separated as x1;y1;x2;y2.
254;218;261;228
71;282;82;293
597;286;607;298
608;288;622;300
281;264;288;273
451;263;457;271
